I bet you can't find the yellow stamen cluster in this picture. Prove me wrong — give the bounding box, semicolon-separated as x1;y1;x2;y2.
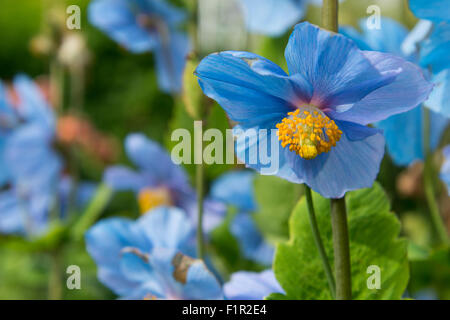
138;187;173;214
276;107;342;160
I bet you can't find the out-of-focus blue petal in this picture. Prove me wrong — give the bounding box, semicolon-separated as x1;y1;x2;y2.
291;122;385;198
4;124;61;192
0;190;24;234
210;171;257;212
231;212;274;265
420;22;450;74
239;0;306;36
103;165;152;191
401;20;433;57
154;32;190;93
224;270;284;300
180;258;224;300
331;51;433;125
88;0;157;53
135;0;186;27
377;107;447;166
0;138;10;187
440;145;450;195
138;206;193;251
426;69;450;116
195;51;312;128
341;17;408;56
13;75;54;132
0;81;18;130
409;0;450;22
285;23;400;110
85;217;152;296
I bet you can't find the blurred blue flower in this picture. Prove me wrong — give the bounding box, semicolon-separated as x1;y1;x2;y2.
103;133;225;231
341;17;449;166
409;0;450;22
419;23;450;76
239;0;343;36
224;270;283;300
196;22;432;198
86;206;223;299
210;171;274;265
440;145;450;195
88;0;190;93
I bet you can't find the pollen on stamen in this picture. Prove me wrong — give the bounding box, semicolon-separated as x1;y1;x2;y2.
276;107;342;160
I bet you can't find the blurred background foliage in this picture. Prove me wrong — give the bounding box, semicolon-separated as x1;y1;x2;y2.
0;0;448;299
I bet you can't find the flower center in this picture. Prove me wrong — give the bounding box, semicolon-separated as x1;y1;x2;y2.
276;106;342;160
138;187;173;214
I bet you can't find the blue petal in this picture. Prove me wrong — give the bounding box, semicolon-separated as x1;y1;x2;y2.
231;212;274;265
425;69;450;117
401;20;434;57
331;51;433;125
210;171;257;211
85;217;152;296
154;32;190;93
224;270;284;300
377;107;448;166
0;81;18;130
103;165;151;191
440;145;450;195
88;0;157;53
134;0;186;27
285;22;400;109
239;0;306;36
0;190;24;234
420;22;450;74
180;259;224;300
292;122;385;198
196;51;312;128
13;75;55;132
137;206;193;251
409;0;450;22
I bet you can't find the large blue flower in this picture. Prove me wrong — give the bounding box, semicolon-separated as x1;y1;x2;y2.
409;0;450;22
86;206;223;299
341;17;449;166
88;0;190;93
440;145;450;195
210;171;274;265
103;133;224;231
196;22;432;198
239;0;343;36
224;270;283;300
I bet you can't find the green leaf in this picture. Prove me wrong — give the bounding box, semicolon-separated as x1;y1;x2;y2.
273;183;409;300
253;175;302;243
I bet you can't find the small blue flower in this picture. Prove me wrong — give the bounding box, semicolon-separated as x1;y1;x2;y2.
440;145;450;195
103;133;225;231
86;206;223;299
88;0;191;93
196;22;432;198
224;270;284;300
210;171;274;265
341;17;449;166
409;0;450;22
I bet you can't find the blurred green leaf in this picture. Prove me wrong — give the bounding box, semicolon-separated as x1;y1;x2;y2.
273;182;409;300
182;56;203;119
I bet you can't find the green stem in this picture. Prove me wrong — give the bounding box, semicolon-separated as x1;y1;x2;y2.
322;0;338;33
423;108;448;244
330;198;352;300
196;158;205;260
48;249;63;300
304;185;336;299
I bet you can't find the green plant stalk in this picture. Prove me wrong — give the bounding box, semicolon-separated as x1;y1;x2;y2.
330;197;352;299
196;158;205;260
322;0;338;32
423;108;448;244
48;249;63;300
304;185;336;299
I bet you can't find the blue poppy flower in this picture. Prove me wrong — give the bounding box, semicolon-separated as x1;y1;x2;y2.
224;270;283;300
88;0;190;93
196;22;432;198
239;0;344;36
419;22;450;76
210;171;274;265
440;146;450;195
86;206;223;299
409;0;450;22
103;133;225;231
341;17;449;165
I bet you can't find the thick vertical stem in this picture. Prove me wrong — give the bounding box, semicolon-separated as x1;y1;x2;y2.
196;158;205;260
48;250;63;300
423;108;448;244
304;185;336;299
330;198;352;300
322;0;338;33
